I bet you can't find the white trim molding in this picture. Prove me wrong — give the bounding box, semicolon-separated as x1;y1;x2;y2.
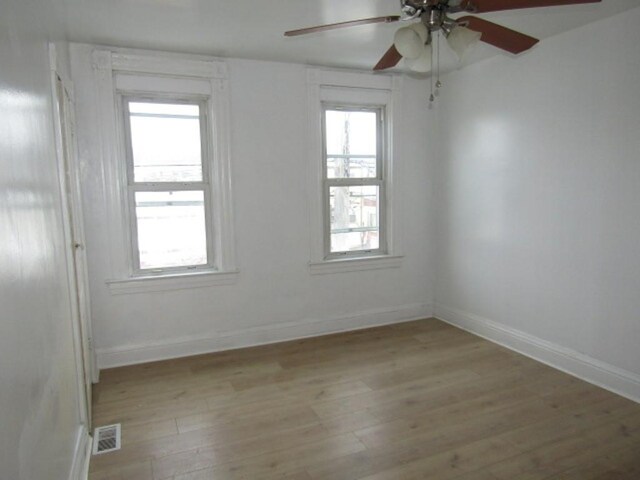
434;304;640;404
68;426;91;480
107;269;239;295
89;46;237;289
97;302;433;368
309;255;403;275
111;51;228;79
306;68;404;274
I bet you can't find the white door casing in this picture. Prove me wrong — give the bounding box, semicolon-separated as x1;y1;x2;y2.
50;44;97;429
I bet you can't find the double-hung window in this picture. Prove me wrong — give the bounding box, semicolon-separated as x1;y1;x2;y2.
323;105;386;258
123;98;213;274
307;69;401;274
92;50;236;293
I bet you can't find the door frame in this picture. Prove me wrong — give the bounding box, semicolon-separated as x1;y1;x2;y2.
49;44;97;428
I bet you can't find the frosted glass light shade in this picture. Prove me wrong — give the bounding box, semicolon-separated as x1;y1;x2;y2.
405;44;432;73
394;22;429;60
447;26;481;60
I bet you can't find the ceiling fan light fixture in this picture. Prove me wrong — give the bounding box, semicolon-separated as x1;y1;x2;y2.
446;25;481;61
406;44;433;73
394;22;429;60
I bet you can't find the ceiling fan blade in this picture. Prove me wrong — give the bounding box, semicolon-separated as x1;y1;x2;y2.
457;16;539;54
284;15;400;37
373;45;403;71
463;0;601;13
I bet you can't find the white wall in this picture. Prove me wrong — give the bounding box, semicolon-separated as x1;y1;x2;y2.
435;8;640;396
70;49;437;368
0;1;86;479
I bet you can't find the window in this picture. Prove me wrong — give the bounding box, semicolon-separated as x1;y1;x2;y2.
123;99;213;274
323;105;386;258
306;68;402;274
91;50;236;293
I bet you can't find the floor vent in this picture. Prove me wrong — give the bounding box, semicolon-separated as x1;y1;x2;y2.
92;424;121;455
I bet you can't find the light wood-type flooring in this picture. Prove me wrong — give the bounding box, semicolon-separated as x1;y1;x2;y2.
90;318;640;479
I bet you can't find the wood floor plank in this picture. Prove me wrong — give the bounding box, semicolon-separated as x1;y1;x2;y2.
363;366;556;423
121;419;178;446
89;318;640;480
175;403;319;434
93;397;210;429
95;376;234;407
358;348;491;390
546;444;640;479
155;432;365;479
203;379;372;418
307;398;548;480
357;436;522;480
310;368;480;418
89;460;153;480
354;396;556;450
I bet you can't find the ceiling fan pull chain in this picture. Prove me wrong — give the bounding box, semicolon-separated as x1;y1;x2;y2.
429;35;437;104
436;31;443;91
429;60;435;103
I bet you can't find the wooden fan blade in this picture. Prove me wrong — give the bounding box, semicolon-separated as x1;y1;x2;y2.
284;15;400;37
457;16;539;54
464;0;601;13
373;45;402;71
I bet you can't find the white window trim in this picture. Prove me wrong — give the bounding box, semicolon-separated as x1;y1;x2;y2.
309;255;404;275
91;48;237;294
106;269;239;295
307;68;403;274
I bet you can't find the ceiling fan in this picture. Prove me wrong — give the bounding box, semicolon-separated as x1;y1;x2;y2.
284;0;602;73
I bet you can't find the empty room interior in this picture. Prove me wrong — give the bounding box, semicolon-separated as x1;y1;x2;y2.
3;0;640;479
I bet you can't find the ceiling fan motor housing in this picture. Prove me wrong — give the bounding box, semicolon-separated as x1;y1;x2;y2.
401;0;473;15
400;0;468;36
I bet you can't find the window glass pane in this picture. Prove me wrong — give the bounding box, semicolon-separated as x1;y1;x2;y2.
329;185;379;253
325;109;377;178
135;191;207;269
128;101;203;182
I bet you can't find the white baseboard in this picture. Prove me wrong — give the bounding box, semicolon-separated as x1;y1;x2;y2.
434;303;640;404
97;302;433;369
68;426;91;480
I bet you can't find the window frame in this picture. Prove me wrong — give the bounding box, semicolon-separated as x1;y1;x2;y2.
306;68;403;275
89;49;238;294
121;95;215;275
321;103;387;260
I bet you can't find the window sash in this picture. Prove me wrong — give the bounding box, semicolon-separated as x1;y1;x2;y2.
123;97;209;186
322;104;386;259
322;104;383;181
122;96;215;274
323;180;386;258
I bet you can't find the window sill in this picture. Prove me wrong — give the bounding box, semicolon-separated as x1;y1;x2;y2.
106;269;239;295
308;255;403;275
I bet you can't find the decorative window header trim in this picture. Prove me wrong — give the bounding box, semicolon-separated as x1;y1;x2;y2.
307;68;395;91
91;49;228;79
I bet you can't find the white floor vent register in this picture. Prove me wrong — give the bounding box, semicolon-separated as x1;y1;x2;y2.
92;424;121;455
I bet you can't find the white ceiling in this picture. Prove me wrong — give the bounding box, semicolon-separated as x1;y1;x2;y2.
59;0;638;72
